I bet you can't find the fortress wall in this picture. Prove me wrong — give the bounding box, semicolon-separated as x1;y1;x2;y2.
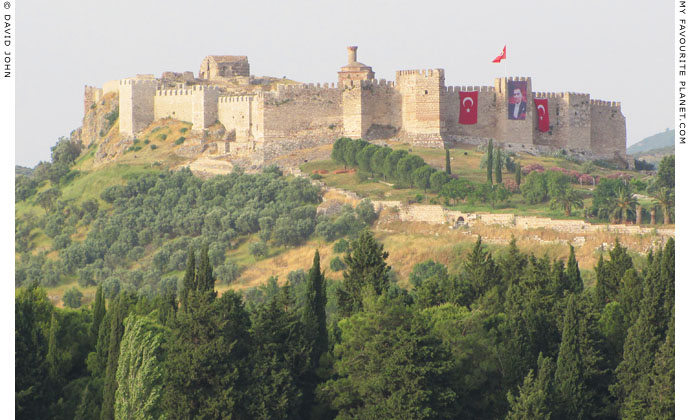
154;88;195;123
218;95;254;140
153;85;220;130
590;100;626;157
396;69;444;145
342;81;366;138
119;79;157;135
258;84;343;161
262;84;342;139
443;85;497;139
103;80;120;95
533;92;568;148
84;86;103;116
365;80;401;136
562;92;592;150
494;77;534;145
251;94;264;139
192;86;220;130
342;79;400;139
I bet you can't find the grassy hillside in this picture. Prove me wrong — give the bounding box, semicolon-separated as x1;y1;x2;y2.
627;129;674;154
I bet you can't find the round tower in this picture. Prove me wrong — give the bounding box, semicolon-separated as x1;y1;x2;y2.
338;45;375;85
347;46;358;64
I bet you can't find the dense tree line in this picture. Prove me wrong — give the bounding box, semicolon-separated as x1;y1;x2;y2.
331;137;513;208
17;232;674;419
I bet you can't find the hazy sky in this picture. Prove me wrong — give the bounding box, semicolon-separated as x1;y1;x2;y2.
16;0;672;167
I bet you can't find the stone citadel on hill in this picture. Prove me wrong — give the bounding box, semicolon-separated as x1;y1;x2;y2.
84;46;626;164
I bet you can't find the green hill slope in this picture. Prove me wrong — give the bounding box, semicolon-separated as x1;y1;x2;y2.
627;129;675;154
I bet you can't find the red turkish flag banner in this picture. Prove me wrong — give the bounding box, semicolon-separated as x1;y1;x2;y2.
534;98;550;132
492;45;506;63
459;91;478;125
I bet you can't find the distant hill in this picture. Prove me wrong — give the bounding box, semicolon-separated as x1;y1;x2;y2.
627;129;675;155
15;165;33;177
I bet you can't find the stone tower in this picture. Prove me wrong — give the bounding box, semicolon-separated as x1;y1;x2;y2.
338;46;375;85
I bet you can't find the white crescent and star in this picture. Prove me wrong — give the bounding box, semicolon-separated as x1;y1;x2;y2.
462;97;474;108
537;104;546;120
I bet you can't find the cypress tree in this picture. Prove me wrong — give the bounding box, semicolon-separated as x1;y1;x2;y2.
506;354;555;420
495;147;502;184
618;268;644;330
565;245;583;294
101;293;134;420
47;313;60;382
338;229;391;317
196;244;215;296
163;291;252;419
487;139;494;184
300;250;329;418
461;236;498;304
516;162;522;186
250;286;304;419
660;238;674;329
644;312;674;418
91;285;106;342
445;149;451;175
615;244;670;418
181;248;195;311
554;295;588;420
303;250;328;365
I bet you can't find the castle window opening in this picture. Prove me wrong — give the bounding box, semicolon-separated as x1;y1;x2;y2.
424;90;428;94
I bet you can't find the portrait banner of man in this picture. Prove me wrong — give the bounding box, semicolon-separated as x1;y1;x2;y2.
507;80;527;120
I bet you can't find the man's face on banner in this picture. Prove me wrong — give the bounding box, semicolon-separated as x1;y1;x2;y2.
508;80;527;120
511;88;523;104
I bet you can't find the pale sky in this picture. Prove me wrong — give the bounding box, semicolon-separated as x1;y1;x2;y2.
16;0;673;167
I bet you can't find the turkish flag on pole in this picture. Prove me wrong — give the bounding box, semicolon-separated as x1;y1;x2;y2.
492;45;506;63
459;91;478;125
534;98;550;132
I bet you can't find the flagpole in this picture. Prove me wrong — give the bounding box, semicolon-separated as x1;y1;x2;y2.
504;45;507;80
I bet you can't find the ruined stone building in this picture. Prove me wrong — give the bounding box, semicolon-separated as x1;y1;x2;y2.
84;46;626;163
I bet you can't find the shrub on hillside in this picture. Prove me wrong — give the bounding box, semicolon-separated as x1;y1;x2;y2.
330;256;346;272
62;287;83;308
249;241;268;258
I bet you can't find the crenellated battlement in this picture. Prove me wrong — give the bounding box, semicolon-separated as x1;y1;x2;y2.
564;92;590;101
504;76;532;82
446;85;495;93
275;82;340;92
590;99;622;108
218;94;256;103
155;85;221;96
119;78;158;86
396;68;445;78
534;92;566;99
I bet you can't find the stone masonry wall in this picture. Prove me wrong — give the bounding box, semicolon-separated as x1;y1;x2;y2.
494;77;534;145
590;100;626;156
562;92;592;150
218;95;254;140
262;83;343;140
371;200;674;239
533;92;568;148
396;69;445;146
366;80;401;138
442;85;497;140
153;88;195;123
119;79;157;136
84;86;103;116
